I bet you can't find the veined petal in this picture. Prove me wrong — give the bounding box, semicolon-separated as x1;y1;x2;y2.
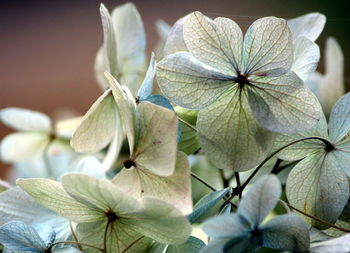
288;13;326;42
17;178;101;223
164;16;188;56
272;113;328;161
202;213;250;239
61;173;142;216
242;17;293;76
286;151;349;227
111;2;146;95
133;102;178;176
0;187;70;241
77;220;151;253
260;214;310;252
291;36;320;82
99;4;117;77
318;38;345;116
105;72;136;152
1;132;50;163
183;11;242;76
126;197;192;245
0;221;47;252
238;175;281;227
248;72;322;134
331;141;350;177
157;52;234;110
328;93;350;143
197;87;274;171
0;107;51;132
71;89;119;154
113;151;192;215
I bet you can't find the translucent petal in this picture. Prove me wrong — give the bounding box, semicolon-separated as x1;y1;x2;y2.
157;52;233;110
286;151;349;227
248;72;322;134
76;220;151;253
127;197;192;245
197;87;273;171
0;187;70;241
17;178;101;223
1;132;50;163
311;233;350;253
331;141;350;177
291;36;320;82
238;175;281;226
138;53;156;100
260;214;310;252
106;72;136;152
0;221;47;252
328;92;350;143
183;11;242;76
133;102;178;176
287;13;326;42
163;16;188;56
61;173;141;215
203;213;250;239
242;17;293;76
113;152;192;214
0;107;51;132
54;116;82;139
318;38;345;116
272;113;328;161
165;236;205;253
70;89;119;153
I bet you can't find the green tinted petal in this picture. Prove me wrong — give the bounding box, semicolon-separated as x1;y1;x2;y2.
157;52;233;110
286;151;349;228
328;92;350;143
71;89;119;153
183;11;242;75
133;102;178;176
17;178;100;223
197;87;273;171
242;17;293;76
248;72;322;134
113;152;192;215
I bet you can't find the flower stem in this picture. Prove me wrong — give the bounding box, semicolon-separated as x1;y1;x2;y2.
280;200;350;233
47;241;104;252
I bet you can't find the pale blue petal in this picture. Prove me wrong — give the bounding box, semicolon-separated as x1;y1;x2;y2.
238;175;281;227
138;53;156;100
260;214;310;252
0;221;47;252
328;92;350;142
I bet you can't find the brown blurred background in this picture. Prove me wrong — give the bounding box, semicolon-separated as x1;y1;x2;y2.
1;0;349;177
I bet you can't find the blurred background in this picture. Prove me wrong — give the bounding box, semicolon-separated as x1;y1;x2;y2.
0;0;349;176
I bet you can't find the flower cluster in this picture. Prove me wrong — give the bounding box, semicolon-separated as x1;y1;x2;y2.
0;2;349;253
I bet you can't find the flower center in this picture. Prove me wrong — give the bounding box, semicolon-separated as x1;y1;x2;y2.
251;227;261;238
105;210;118;222
123;159;136;169
135;96;140;104
324;142;335;152
235;73;249;88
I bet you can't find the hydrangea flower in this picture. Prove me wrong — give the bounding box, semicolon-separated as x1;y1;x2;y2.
274;92;350;227
95;3;146;94
105;73;192;214
157;11;322;171
18;173;192;253
201;175;310;252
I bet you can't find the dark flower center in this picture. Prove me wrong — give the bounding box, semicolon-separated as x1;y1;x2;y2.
123;159;136;169
135;96;140;104
324;141;335;152
251;227;261;238
235;73;249;88
105;210;118;222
